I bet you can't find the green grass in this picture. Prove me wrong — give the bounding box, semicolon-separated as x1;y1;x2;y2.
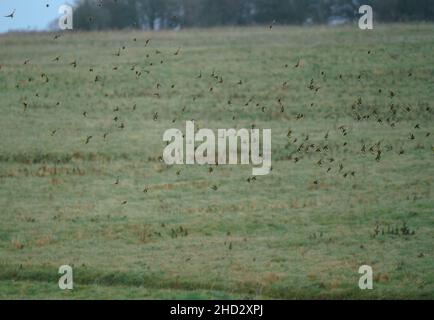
0;24;433;299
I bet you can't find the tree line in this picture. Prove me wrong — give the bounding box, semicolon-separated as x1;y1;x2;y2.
73;0;434;30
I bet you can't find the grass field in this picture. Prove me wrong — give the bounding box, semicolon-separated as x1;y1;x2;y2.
0;24;433;299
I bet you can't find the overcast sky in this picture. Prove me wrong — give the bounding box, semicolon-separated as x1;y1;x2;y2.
0;0;75;33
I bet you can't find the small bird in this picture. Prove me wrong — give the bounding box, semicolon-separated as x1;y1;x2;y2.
287;129;292;138
4;9;15;18
375;150;381;161
247;176;257;183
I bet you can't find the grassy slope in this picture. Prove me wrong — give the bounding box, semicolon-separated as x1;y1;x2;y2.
0;24;433;299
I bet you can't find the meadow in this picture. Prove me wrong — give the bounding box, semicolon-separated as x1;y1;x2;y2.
0;24;433;299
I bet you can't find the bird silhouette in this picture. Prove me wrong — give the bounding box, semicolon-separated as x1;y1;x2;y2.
4;9;15;18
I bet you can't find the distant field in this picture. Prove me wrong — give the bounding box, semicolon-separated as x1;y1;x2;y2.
0;24;433;299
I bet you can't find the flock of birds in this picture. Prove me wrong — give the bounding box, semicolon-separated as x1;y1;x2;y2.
3;3;433;200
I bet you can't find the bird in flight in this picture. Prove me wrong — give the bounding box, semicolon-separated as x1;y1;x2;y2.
4;9;15;18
